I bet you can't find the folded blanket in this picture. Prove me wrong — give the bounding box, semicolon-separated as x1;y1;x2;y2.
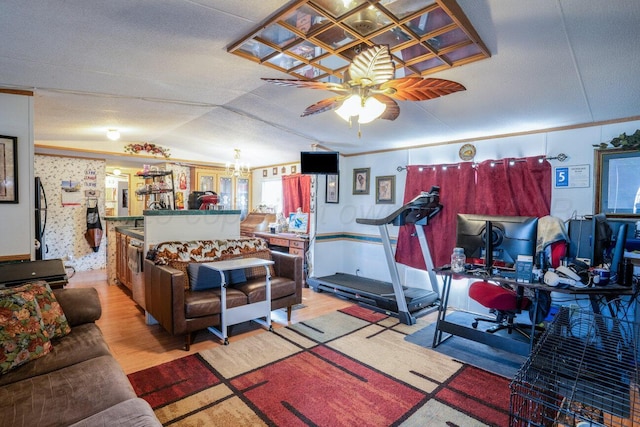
536;215;569;254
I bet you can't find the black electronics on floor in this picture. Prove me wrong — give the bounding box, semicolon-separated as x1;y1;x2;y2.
0;259;68;289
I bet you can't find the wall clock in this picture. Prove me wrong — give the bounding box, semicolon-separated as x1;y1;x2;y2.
459;144;476;161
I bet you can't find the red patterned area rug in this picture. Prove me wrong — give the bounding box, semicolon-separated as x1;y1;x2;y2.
129;305;511;426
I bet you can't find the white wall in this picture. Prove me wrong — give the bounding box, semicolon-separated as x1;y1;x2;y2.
312;119;640;286
34;155;107;270
0;92;34;260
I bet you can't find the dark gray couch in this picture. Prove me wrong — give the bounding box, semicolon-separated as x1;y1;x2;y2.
0;287;161;427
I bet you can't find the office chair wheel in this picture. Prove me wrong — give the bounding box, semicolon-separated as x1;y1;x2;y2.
472;321;478;328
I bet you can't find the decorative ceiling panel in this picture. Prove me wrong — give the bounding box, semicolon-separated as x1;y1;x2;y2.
228;0;490;82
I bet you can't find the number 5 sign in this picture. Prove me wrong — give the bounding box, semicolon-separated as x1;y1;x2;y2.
554;165;590;188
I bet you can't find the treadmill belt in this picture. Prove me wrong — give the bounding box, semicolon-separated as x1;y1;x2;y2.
319;273;397;296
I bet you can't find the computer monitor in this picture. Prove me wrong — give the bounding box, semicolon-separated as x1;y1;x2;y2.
456;214;539;268
610;223;628;283
591;213;612;268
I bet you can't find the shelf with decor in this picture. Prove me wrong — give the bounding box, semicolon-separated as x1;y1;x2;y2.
135;170;175;210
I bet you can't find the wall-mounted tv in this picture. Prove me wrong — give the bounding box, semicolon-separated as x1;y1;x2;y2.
300;151;339;175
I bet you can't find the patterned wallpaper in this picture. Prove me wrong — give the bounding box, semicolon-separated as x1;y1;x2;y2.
34;155;106;271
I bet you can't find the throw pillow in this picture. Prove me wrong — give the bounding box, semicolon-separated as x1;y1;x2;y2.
228;268;247;285
168;261;191;290
188;263;226;291
0;285;53;375
25;281;71;339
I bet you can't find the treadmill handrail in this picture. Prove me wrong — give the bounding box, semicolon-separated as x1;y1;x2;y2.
356;186;442;226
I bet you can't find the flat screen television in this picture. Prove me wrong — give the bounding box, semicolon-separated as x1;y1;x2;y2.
300;151;339;175
456;214;539;268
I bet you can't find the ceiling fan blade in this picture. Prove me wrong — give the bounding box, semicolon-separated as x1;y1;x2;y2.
373;95;400;121
301;96;342;117
261;78;349;93
348;45;395;86
379;77;466;101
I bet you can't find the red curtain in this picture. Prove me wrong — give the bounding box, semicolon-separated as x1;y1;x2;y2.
395;156;551;270
282;174;312;219
395;162;477;269
473;156;551;217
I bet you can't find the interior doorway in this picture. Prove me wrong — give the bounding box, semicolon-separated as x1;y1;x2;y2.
105;170;129;217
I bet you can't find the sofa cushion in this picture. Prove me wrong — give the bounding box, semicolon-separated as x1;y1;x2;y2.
53;287;102;326
0;284;53;375
184;288;247;318
68;398;161;427
0;355;137;427
0;323;111;387
233;276;297;304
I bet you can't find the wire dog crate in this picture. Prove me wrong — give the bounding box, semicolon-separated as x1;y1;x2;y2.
510;306;640;426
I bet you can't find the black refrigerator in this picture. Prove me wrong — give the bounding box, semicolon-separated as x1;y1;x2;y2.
35;176;47;260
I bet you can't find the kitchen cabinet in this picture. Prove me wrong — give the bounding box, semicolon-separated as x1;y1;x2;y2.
194;168;218;193
116;231;131;289
192;167;250;219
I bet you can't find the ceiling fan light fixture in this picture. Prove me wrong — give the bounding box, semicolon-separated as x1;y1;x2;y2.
358;97;386;124
335;94;362;122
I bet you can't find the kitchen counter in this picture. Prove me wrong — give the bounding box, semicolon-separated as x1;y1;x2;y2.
105;215;144;221
114;226;144;240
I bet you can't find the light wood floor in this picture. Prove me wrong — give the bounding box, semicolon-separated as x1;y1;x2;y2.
66;270;353;374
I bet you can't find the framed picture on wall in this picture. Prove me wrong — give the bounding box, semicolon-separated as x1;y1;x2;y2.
0;135;18;203
352;168;370;194
375;175;395;204
326;174;339;203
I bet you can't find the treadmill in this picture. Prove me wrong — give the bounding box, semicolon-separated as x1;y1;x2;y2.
308;186;442;325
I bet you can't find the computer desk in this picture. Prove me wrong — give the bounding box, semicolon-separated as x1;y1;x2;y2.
432;268;636;356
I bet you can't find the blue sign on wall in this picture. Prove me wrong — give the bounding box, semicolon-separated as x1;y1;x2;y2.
554;165;590;188
555;167;569;187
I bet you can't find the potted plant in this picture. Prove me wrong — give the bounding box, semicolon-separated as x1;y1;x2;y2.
594;129;640;150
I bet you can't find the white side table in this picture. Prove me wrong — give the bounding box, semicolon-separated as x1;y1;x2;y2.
202;257;275;345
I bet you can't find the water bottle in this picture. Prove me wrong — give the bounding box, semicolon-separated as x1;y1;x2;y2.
451;247;466;273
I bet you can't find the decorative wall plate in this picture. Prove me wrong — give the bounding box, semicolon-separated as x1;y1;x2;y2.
459;143;476;161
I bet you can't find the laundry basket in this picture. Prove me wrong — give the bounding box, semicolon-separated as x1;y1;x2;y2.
509;306;640;426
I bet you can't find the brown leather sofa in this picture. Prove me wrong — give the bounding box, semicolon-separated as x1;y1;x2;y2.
144;239;303;350
0;286;160;427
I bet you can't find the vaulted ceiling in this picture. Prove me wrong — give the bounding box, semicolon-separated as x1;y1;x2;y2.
1;1;639;168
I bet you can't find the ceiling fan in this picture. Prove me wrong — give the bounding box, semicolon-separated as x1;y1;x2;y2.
262;45;466;130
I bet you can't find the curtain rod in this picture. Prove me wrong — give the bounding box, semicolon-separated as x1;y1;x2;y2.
396;153;567;172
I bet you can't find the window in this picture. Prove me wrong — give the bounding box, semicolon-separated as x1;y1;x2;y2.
261;179;283;214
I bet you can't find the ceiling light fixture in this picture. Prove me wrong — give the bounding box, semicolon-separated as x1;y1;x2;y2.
262;45;465;136
113;168;122;176
225;149;250;178
106;129;120;141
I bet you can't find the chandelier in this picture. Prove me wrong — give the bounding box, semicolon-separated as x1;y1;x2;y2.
225;149;250;178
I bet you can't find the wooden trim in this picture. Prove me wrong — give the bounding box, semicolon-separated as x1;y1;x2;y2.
342;115;640;157
0;88;34;97
0;254;31;262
